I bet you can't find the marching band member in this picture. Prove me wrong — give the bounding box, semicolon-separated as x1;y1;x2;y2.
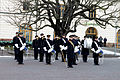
91;36;100;65
39;33;46;62
73;35;81;63
14;32;26;65
32;35;39;60
59;35;68;62
81;36;89;62
44;35;53;65
66;35;75;68
72;35;79;65
53;36;61;60
13;32;19;60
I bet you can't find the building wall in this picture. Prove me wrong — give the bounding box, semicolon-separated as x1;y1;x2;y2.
0;20;18;39
0;18;119;43
0;0;17;40
0;0;120;43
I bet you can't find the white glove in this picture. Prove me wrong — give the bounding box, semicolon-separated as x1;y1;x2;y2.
78;42;81;45
64;46;68;50
33;48;34;49
74;46;79;53
60;45;64;51
15;44;19;48
48;48;53;53
77;45;80;48
96;49;100;54
91;48;95;52
43;47;47;51
20;46;25;51
23;43;26;46
91;48;101;54
59;45;62;48
96;47;101;54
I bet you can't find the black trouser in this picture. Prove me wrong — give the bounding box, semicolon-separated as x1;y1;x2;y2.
104;42;106;47
46;52;51;64
39;49;44;62
61;50;66;62
55;51;59;60
14;49;18;60
67;58;73;67
17;50;23;64
34;48;38;60
93;53;99;65
73;53;77;64
82;55;88;62
99;42;103;47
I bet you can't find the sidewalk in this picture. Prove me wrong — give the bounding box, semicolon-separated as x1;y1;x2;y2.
102;47;120;53
102;47;120;57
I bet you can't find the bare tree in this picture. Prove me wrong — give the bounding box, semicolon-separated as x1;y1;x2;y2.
6;0;120;36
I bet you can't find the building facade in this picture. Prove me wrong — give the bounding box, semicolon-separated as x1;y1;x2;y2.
0;0;120;47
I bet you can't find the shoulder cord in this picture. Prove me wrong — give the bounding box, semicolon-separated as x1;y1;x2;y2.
69;40;74;48
46;39;52;49
18;37;24;46
94;41;99;49
62;38;66;43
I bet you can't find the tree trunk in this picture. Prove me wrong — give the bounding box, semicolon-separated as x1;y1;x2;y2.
54;24;69;37
54;29;66;37
54;29;62;37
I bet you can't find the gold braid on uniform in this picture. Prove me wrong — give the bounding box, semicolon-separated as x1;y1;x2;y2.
68;40;74;48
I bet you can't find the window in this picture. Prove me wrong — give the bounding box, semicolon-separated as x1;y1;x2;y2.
60;4;65;17
23;1;30;10
20;23;32;42
86;27;98;38
89;5;96;19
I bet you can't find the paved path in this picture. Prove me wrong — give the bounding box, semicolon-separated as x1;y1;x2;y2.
102;47;120;53
0;56;120;80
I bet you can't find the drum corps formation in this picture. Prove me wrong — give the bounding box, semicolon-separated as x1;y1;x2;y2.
13;32;103;68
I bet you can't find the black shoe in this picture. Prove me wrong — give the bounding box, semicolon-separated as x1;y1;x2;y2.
73;63;77;65
39;61;43;62
67;66;73;68
83;61;87;63
34;59;38;60
39;60;43;62
62;60;66;62
55;58;59;60
94;64;99;65
46;63;51;65
18;63;24;65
